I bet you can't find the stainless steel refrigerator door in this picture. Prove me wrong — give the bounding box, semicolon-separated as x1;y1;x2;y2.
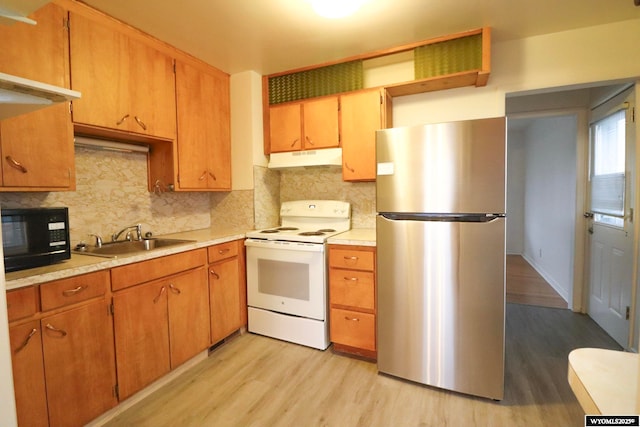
376;117;506;215
376;214;505;400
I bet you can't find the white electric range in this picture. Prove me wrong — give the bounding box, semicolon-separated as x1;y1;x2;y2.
245;200;351;350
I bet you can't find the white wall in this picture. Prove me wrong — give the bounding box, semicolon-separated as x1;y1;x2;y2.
230;70;266;190
521;116;578;302
506;128;525;254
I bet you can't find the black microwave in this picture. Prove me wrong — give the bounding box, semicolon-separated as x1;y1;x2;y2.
2;207;71;272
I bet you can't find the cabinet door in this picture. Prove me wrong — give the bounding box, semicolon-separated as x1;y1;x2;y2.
269;103;302;152
128;38;176;139
10;321;49;427
113;280;170;400
0;3;68;87
175;60;231;190
69;12;129;131
0;3;74;190
167;267;210;367
303;97;339;150
209;257;241;344
341;89;382;181
42;299;117;427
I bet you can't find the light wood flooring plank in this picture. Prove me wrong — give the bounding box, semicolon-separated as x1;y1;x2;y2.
102;303;621;427
507;255;568;309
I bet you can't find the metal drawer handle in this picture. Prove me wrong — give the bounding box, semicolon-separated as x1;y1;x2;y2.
218;248;230;255
116;114;130;125
45;323;67;338
210;269;220;280
208;171;217;181
344;162;355;173
344;316;360;322
290;138;299;148
344;277;359;282
14;328;38;354
344;256;359;261
153;286;166;304
169;284;181;295
134;116;147;130
6;156;27;173
199;171;207;181
62;285;87;297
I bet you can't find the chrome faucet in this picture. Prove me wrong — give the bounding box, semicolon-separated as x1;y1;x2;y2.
112;224;143;242
88;233;103;248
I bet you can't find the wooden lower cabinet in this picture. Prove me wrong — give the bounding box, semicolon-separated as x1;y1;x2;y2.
208;240;245;344
10;321;49;427
42;299;118;427
328;245;377;359
113;264;210;400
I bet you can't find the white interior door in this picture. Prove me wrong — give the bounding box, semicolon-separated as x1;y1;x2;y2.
587;87;635;348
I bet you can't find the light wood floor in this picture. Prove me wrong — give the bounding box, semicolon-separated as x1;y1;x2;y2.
103;304;620;427
506;255;568;309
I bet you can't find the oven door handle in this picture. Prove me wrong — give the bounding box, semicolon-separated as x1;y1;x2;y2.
244;238;325;252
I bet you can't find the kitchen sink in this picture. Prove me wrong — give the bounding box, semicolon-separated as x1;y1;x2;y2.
74;238;196;258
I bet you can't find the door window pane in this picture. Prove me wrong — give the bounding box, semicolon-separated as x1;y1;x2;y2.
591;109;626;227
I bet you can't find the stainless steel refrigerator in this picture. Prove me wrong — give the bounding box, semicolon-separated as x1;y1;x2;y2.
376;117;506;400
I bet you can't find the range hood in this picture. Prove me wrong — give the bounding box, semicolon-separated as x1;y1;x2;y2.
0;72;81;120
268;147;343;169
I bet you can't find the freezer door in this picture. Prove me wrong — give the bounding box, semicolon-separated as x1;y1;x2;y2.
376;117;506;214
376;214;505;400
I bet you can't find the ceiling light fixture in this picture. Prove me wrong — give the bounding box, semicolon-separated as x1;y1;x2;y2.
308;0;367;19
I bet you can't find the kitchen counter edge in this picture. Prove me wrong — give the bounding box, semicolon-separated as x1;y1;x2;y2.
5;228;247;290
327;228;376;246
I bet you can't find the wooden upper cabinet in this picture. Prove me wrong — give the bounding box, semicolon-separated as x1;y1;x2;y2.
0;3;75;191
175;60;231;191
303;96;339;150
69;12;176;140
340;89;387;182
269;103;302;152
269;96;339;153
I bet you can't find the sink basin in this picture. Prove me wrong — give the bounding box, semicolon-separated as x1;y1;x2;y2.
74;238;196;258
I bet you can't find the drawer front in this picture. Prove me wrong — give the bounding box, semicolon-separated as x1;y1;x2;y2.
111;249;207;291
330;308;375;351
207;240;239;263
7;287;38;322
40;270;109;311
329;269;375;310
329;247;374;271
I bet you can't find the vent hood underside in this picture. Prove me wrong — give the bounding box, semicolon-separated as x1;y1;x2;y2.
268;147;343;169
0;72;81;119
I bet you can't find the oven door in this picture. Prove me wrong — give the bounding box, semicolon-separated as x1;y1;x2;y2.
245;238;326;320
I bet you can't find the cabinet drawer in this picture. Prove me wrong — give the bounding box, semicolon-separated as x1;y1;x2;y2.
7;287;38;322
111;249;207;291
208;241;238;263
40;270;109;312
329;269;374;310
330;308;375;351
329;247;375;271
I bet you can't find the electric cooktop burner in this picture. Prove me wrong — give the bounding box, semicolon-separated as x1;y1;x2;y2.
317;229;336;232
260;229;279;233
299;231;325;236
277;227;299;231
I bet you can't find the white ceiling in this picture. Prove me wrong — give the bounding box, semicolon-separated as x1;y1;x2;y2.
82;0;640;76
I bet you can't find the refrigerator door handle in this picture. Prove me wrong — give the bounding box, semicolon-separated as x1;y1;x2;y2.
380;213;505;222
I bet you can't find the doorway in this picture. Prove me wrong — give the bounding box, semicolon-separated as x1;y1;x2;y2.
505;82;638;349
506;113;578;310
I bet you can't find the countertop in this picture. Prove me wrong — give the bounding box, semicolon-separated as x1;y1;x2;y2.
328;228;376;246
568;348;638;414
5;228;247;290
